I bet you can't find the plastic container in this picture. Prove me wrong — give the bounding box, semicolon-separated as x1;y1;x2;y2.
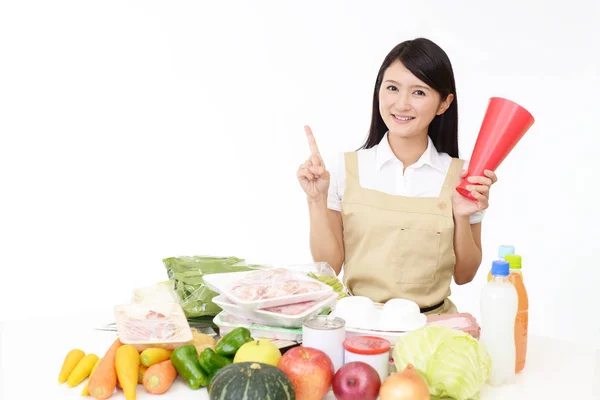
488;245;515;281
213;311;303;342
114;303;193;351
203;268;334;310
480;260;518;386
331;296;426;332
212;292;337;328
343;336;391;382
302;316;346;372
505;254;529;373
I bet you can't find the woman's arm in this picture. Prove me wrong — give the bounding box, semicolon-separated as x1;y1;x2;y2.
453;217;483;285
308;196;345;275
451;169;497;284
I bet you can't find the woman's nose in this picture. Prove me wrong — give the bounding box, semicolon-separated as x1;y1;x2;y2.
393;92;412;111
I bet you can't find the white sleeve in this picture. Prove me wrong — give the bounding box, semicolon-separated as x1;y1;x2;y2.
327;152;345;212
470;210;485;224
461;159;486;225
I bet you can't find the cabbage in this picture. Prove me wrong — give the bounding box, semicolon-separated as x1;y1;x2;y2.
392;325;491;400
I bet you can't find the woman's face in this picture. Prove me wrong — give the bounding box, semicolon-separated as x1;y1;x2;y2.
378;60;453;141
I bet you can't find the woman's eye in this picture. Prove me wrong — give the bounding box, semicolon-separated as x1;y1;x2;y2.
414;90;426;96
386;85;398;91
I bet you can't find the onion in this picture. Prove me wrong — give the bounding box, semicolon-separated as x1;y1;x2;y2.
379;364;430;400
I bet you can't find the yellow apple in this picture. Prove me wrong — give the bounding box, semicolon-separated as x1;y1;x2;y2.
233;340;282;366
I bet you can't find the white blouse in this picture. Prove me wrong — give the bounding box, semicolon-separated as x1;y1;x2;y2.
327;132;485;225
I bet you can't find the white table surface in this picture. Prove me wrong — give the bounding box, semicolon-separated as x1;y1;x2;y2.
1;315;598;400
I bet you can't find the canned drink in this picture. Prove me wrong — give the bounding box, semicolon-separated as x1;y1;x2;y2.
302;316;346;372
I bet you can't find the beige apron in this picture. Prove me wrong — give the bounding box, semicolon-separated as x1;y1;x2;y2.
341;152;464;315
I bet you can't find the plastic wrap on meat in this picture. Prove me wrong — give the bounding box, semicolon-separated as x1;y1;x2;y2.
228;268;327;301
426;312;481;339
261;299;323;316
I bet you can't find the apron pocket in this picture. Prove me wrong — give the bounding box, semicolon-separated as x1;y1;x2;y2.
393;228;441;284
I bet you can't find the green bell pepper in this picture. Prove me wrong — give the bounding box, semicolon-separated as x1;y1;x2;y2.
215;327;254;358
199;347;232;376
170;344;209;389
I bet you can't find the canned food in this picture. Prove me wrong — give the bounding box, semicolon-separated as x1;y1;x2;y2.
343;335;391;382
302;316;346;372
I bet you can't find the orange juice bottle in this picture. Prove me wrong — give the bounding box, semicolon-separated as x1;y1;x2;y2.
487;245;515;281
505;254;528;373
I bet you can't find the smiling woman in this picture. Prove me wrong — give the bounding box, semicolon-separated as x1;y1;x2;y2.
297;38;499;315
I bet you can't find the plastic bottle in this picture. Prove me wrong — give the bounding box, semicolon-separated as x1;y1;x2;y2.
505;254;528;373
487;245;515;281
480;260;518;386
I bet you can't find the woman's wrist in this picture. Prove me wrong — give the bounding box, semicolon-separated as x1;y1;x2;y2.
453;214;471;226
307;193;328;206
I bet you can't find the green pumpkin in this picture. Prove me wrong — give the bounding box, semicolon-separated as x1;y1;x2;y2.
208;362;295;400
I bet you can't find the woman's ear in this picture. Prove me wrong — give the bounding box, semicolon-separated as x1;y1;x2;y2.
437;93;455;115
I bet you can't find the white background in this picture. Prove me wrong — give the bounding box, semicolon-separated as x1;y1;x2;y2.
1;0;598;352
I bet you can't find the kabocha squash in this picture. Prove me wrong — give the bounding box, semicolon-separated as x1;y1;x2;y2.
208;362;295;400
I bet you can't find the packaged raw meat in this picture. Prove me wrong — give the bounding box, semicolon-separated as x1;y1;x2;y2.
228;268;326;300
425;313;481;339
204;268;334;310
212;292;337;328
114;303;193;350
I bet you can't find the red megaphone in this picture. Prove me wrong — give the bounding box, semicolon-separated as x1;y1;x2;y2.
456;97;535;201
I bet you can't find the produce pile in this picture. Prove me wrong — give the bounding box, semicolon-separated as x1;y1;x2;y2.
57;257;492;400
58;323;491;400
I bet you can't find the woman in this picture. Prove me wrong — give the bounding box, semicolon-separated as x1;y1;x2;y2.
297;38;497;315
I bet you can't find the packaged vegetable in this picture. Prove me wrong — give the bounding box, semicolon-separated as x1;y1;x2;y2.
392;325;491;400
163;256;260;318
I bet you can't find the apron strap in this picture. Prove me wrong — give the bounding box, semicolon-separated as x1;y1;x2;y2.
343;152;360;189
439;158;465;199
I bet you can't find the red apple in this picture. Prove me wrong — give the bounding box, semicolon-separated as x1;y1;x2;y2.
332;361;381;400
278;346;334;400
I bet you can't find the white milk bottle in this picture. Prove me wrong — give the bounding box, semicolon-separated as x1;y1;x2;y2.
480;259;518;386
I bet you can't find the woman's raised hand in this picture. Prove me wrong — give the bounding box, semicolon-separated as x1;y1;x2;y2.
297;125;330;201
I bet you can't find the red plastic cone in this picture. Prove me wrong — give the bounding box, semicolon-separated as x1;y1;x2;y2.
456;97;535;201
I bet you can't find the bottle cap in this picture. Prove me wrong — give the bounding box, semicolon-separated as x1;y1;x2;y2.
498;245;515;259
491;260;510;276
505;254;522;270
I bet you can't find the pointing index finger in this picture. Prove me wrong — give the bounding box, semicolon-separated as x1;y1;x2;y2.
305;125;321;156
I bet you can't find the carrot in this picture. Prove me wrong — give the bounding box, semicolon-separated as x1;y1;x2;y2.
142;359;177;394
115;344;140;400
140;348;172;367
68;353;99;387
88;338;122;399
81;357;102;396
59;349;86;383
138;365;148;384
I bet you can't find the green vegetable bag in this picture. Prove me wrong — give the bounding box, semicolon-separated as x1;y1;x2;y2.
163;256;259;318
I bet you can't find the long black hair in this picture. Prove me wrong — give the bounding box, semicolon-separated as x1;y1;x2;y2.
359;38;459;158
